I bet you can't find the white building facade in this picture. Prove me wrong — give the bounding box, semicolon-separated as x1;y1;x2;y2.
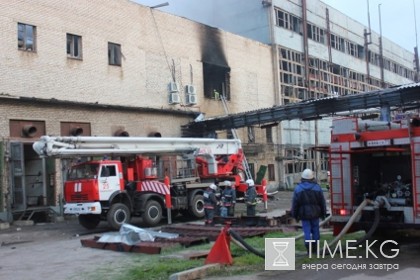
148;0;417;186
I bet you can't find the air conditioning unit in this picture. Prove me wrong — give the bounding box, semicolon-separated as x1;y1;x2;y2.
169;92;180;104
185;85;196;95
168;82;179;93
186;93;197;105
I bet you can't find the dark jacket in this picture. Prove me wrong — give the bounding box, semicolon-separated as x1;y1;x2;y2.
245;186;257;205
292;180;326;220
222;187;236;206
204;188;218;209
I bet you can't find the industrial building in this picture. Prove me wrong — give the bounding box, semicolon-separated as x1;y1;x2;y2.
151;0;417;186
0;0;417;223
0;0;275;222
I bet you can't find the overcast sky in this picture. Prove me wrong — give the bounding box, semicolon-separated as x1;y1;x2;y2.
132;0;420;52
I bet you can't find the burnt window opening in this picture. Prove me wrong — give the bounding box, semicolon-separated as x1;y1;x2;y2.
203;63;230;100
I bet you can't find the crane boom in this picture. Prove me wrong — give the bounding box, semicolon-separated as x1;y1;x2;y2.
33;135;242;157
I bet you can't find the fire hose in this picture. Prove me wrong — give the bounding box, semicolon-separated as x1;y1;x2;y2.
328;197;382;247
225;197;383;258
228;228;265;258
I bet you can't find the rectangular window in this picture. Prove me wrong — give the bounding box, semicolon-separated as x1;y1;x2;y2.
18;23;36;51
247;126;255;143
67;33;82;59
307;24;325;44
276;10;289;29
108;42;121;66
203;63;231;100
266;127;273;143
248;163;255;181
268;164;275;181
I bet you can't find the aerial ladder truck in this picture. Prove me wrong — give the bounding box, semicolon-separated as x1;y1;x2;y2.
33;136;267;229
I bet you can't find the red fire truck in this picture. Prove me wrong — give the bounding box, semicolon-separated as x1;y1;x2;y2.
33;136;267;229
329;116;420;235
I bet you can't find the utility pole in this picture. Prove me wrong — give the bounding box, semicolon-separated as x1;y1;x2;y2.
378;4;385;88
413;0;420;82
364;0;372;84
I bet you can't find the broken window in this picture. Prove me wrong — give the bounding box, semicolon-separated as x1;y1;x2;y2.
108;42;121;66
203;62;230;100
275;8;302;33
67;33;82;59
276;10;289;29
330;34;345;52
307;24;325;44
18;23;36;52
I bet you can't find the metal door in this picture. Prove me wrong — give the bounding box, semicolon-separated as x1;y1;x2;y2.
10;142;26;211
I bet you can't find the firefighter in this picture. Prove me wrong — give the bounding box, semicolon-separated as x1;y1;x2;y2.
221;180;236;217
203;183;219;225
244;179;257;216
291;168;326;254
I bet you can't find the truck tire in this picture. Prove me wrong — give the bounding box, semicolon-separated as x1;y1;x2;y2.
142;200;162;226
78;214;101;230
107;203;131;230
189;194;205;218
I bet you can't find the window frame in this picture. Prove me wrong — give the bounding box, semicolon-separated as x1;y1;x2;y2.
18;23;36;52
66;33;83;59
108;42;122;66
268;164;275;181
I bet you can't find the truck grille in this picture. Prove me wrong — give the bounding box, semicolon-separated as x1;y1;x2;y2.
70;194;89;202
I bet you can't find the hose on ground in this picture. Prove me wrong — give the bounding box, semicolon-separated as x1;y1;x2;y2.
328;199;369;247
228;228;265;258
225;198;380;259
352;206;380;247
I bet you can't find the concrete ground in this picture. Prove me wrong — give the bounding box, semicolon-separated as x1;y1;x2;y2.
0;191;294;280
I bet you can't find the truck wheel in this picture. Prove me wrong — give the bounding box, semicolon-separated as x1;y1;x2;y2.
78;214;101;230
142;200;162;226
107;203;131;230
189;194;205;218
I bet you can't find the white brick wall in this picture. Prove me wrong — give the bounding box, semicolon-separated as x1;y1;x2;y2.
0;0;275;215
0;0;274;113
